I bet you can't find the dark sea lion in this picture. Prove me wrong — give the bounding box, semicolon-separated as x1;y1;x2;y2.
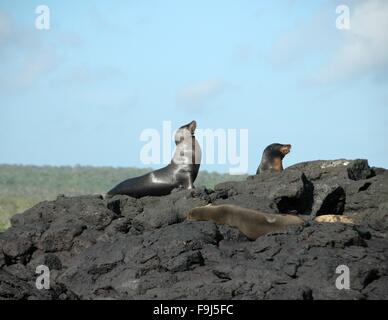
256;143;291;174
186;204;304;240
107;120;201;198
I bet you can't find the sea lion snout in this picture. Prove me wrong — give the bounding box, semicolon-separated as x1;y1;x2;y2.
280;144;291;155
186;210;201;221
180;120;197;134
189;120;197;134
186;205;210;221
256;143;292;174
175;120;198;144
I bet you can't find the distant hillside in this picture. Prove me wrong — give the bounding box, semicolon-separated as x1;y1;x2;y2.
0;165;247;231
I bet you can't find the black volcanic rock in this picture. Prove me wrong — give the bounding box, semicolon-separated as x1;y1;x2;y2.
0;159;388;300
287;159;375;181
215;169;313;214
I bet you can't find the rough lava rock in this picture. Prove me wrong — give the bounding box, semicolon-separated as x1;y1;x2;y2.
0;160;387;300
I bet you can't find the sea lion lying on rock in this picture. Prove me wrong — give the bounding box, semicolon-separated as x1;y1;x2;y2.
186;204;360;240
314;215;356;224
186;204;304;240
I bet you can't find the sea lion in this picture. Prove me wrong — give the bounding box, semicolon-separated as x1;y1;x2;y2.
186;204;304;240
314;215;356;224
256;143;291;174
107;120;201;198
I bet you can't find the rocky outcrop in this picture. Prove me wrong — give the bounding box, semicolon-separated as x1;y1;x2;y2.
0;159;387;300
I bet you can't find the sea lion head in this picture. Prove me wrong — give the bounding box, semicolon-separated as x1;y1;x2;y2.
258;143;292;173
264;143;291;159
186;203;211;221
174;120;197;145
186;208;198;221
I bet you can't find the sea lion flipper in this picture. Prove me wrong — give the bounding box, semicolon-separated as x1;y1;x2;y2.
265;216;277;224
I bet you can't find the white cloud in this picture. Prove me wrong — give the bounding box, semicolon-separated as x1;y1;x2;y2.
0;12;60;90
12;49;59;87
89;7;132;34
64;65;125;85
176;79;232;110
269;5;334;68
314;0;388;83
0;12;12;44
269;0;388;84
58;32;84;48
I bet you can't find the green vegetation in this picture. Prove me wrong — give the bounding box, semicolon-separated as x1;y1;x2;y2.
0;165;247;231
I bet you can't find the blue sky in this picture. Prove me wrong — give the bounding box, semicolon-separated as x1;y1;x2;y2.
0;0;387;174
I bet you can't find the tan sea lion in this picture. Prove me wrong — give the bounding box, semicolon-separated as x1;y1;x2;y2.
314;215;356;224
186;204;304;240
